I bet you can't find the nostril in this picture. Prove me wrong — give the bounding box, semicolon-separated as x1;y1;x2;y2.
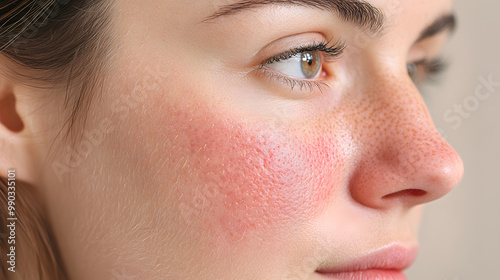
382;189;427;199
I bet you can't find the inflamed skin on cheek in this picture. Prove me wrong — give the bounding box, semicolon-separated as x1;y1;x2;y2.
150;91;348;245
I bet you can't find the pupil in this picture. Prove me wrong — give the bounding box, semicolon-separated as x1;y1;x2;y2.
303;52;313;66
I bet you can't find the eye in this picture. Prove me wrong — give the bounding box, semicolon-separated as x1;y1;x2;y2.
407;58;447;85
266;50;322;79
407;62;419;83
255;39;346;93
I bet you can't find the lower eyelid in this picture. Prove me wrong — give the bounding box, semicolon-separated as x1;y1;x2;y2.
254;66;329;93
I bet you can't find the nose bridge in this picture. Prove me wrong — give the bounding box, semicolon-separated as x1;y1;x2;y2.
347;74;464;209
355;74;436;154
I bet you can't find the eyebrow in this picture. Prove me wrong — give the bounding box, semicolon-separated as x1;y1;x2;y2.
416;14;456;42
204;0;385;34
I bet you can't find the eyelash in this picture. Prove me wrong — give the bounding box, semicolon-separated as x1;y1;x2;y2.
256;38;346;92
264;38;346;64
256;39;447;92
415;58;447;80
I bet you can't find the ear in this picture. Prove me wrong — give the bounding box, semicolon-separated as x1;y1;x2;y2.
0;74;39;185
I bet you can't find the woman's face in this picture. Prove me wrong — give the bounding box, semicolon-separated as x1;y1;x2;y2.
36;0;463;279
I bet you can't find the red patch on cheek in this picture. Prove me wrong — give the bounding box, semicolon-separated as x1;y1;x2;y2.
169;106;344;242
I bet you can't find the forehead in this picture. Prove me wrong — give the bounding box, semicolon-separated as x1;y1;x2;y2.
115;0;454;55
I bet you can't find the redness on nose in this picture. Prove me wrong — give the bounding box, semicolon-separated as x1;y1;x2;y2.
344;79;464;209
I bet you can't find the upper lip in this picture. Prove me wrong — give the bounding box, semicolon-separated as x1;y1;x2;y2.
315;243;418;274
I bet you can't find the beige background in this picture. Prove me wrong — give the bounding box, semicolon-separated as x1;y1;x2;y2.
406;0;500;279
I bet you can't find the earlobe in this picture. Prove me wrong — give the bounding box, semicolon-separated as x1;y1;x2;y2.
0;87;24;133
0;77;38;184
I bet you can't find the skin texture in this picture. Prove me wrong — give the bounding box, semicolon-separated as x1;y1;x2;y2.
0;0;463;279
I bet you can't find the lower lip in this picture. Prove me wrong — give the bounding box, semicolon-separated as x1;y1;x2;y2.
317;269;407;280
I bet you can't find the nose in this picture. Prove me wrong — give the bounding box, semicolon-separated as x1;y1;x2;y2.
347;75;464;210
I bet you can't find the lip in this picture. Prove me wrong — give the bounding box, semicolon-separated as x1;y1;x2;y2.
315;243;418;280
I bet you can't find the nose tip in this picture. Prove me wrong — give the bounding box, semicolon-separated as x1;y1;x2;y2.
345;73;465;210
426;146;464;201
349;135;464;209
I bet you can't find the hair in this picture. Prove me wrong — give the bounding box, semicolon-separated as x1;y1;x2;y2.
0;178;67;279
0;0;115;279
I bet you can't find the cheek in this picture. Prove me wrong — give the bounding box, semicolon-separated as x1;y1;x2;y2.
159;103;345;243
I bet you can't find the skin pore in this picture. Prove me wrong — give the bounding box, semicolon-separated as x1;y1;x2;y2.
0;0;463;279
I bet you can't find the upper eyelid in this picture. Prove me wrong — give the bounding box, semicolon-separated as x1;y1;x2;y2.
264;50;302;64
262;39;347;65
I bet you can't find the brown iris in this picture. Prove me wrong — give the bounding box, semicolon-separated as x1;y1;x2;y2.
301;50;321;79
